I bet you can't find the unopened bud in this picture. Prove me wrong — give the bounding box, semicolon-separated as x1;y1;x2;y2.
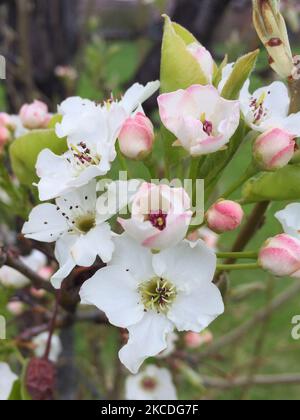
259;234;300;277
206;200;244;234
19;100;51;130
253;128;295;171
253;0;294;78
119;113;154;160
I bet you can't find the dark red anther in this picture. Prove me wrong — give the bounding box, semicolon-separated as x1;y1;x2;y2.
203;120;213;136
148;210;168;231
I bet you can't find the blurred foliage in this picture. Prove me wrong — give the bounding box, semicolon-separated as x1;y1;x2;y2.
76;37;152;101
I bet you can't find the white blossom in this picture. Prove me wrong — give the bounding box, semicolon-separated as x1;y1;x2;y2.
125;365;177;400
36;82;159;201
80;234;223;373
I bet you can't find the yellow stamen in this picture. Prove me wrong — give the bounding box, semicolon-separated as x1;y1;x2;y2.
200;112;206;123
257;92;267;107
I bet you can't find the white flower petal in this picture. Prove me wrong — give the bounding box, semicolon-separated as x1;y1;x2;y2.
141;213;192;250
152;240;216;288
71;223;114;266
36;149;73;201
22;203;68;242
121;81;160;115
79;266;144;328
51;234;78;289
168;282;224;332
125;365;177;400
55;179;97;218
282;113;300;137
0;363;18;400
119;312;174;374
109;234;155;282
275;203;300;240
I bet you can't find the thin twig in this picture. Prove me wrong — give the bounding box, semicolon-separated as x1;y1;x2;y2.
198;280;300;360
2;249;55;293
199;373;300;389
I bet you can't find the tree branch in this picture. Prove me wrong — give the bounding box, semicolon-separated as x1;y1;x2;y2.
198;280;300;360
200;373;300;389
2;249;55;293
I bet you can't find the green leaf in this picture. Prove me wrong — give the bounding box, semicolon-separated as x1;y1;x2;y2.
171;21;199;45
9;129;67;186
48;114;62;129
8;380;22;400
213;55;228;88
160;15;209;93
242;164;300;203
20;360;32;401
221;49;260;100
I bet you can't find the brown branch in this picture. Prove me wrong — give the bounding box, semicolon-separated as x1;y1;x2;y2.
198;280;300;360
75;310;108;324
2;249;55;293
227;201;270;263
16;0;35;102
200;373;300;389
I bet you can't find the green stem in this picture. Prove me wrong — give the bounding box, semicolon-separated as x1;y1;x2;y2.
189;157;204;206
222;162;259;199
217;263;260;271
216;251;258;260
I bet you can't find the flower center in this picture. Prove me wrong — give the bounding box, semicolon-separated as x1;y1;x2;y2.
75;214;96;233
69;142;101;170
141;377;158;391
147;210;168;231
249;91;269;125
200;112;213;136
139;277;177;314
203;120;213;136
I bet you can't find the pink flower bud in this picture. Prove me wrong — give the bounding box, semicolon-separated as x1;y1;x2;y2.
0;112;11;127
6;301;25;316
19;100;51;130
253;128;295;171
206;200;244;234
118;112;154;160
184;331;213;349
259;234;300;278
0;126;10;149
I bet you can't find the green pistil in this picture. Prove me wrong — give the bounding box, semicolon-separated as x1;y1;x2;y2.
75;214;96;233
139;277;177;314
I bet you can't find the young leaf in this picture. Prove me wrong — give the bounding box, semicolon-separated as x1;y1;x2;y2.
160;15;209;93
9;129;67;186
8;380;22;401
242;164;300;203
221;49;260;100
